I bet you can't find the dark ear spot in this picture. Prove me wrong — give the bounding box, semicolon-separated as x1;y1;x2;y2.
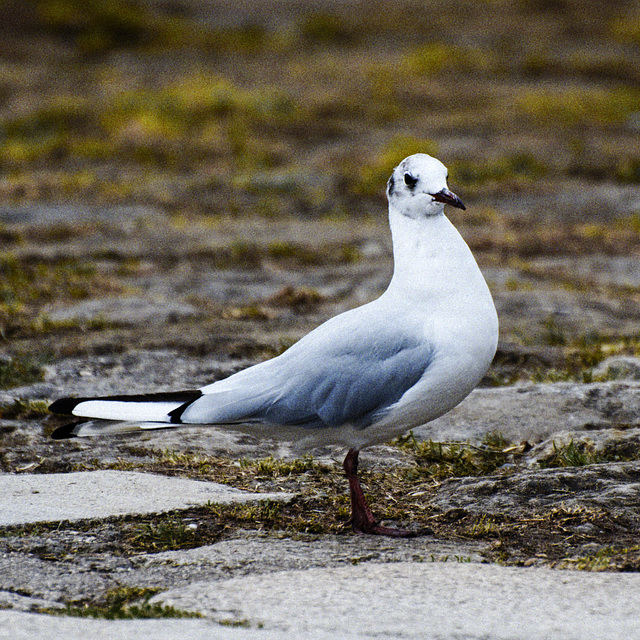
387;175;395;196
404;173;418;189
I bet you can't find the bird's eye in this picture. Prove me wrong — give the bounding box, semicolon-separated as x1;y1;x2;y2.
404;173;418;188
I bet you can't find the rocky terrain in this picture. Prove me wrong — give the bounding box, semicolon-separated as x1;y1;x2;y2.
1;0;640;635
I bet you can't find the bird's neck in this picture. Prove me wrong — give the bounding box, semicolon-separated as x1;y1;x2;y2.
386;209;481;299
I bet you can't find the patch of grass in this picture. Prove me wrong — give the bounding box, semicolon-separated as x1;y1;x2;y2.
5;444;640;570
243;455;318;478
266;285;324;311
0;73;302;174
206;239;363;270
572;546;617;571
113;453;348;539
298;12;355;45
395;432;515;481
531;368;594;384
614;157;640;184
505;327;640;386
219;618;253;628
560;545;640;571
515;87;640;127
206;500;291;532
466;514;500;538
35;0;225;56
121;496;340;549
149;449;333;492
0;254;98;306
537;317;578;352
0;355;45;389
0;398;49;419
610;12;640;46
47;586;201;619
0;253;127;337
450;153;548;188
401;42;495;76
108;75;301;135
267;242;321;264
28;315;114;335
126;516;199;552
539;440;604;468
539;330;640;384
220;304;272;321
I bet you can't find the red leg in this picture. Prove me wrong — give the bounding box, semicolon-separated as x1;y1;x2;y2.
343;448;417;538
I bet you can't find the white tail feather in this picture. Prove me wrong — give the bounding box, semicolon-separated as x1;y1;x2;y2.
72;400;181;422
71;420;179;437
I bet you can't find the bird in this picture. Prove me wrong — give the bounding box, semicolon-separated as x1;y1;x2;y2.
49;153;499;537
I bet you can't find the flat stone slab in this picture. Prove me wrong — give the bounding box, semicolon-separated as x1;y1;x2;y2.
0;611;332;640
0;471;292;526
4;562;640;640
431;460;640;517
417;380;640;443
151;562;640;639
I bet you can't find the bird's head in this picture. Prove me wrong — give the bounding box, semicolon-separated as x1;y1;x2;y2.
387;153;465;219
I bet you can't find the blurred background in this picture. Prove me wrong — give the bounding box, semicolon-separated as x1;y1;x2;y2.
2;0;638;214
1;0;640;388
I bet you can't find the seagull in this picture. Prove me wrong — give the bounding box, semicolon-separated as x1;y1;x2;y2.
50;153;499;537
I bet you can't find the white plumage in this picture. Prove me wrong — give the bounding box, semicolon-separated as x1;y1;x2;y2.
51;153;498;537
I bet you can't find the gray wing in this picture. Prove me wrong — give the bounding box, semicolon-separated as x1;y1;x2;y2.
183;304;434;429
260;335;431;428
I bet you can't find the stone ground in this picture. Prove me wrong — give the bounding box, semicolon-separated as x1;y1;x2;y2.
2;0;640;636
3;200;640;636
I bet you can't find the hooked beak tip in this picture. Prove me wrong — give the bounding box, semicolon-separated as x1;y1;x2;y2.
432;188;466;211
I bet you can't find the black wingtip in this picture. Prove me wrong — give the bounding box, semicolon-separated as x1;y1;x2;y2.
49;390;204;417
49;397;84;415
168;390;203;423
51;421;81;439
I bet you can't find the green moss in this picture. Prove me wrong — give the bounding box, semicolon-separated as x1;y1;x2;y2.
38;0;161;52
244;455;318;478
35;0;223;55
0;73;301;173
126;516;199;552
0;358;45;390
219;619;253;628
0;254;125;339
539;440;605;468
47;586;201;619
516;88;640;127
402;42;495;75
466;514;500;538
0;398;49;418
134;76;299;130
573;546;616;571
0;94;94;166
0;254;100;312
531;368;594;384
451;153;548;187
267;242;321;264
614;157;640;184
540;317;568;347
610;13;640;46
395;432;513;481
298;12;355;45
29;315;113;334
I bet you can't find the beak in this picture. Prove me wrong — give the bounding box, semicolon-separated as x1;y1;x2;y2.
431;188;466;211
